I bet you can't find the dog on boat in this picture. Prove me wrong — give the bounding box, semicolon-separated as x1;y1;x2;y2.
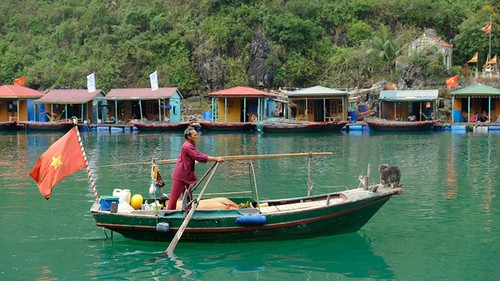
379;165;401;188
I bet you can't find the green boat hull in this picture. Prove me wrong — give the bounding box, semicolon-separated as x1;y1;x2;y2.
92;188;402;242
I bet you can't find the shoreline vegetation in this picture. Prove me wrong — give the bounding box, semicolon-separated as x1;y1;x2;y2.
0;1;497;97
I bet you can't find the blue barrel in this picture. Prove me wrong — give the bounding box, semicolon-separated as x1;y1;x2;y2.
202;111;212;121
348;111;357;123
452;110;461;123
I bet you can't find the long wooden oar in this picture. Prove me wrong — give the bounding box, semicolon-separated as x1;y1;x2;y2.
165;161;220;254
156;152;332;165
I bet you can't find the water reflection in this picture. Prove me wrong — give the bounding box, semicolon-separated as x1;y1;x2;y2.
2;130;499;280
92;233;393;279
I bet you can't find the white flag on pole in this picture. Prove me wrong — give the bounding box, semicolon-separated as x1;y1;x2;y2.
150;71;158;91
87;73;96;93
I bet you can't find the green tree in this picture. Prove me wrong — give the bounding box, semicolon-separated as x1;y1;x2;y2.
365;25;404;77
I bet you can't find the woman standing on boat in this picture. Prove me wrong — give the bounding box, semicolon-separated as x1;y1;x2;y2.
167;127;224;210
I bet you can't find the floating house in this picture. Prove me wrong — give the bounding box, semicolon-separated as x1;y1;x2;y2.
101;88;183;123
378;90;439;121
285;86;349;122
34;89;105;122
0;85;44;124
450;84;500;123
208;86;277;122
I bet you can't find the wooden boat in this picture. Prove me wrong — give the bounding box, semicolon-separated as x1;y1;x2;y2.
258;120;348;133
0;121;18;130
199;121;256;132
90;154;403;244
92;186;402;242
17;120;74;131
357;110;373;121
129;120;193;132
364;118;437;131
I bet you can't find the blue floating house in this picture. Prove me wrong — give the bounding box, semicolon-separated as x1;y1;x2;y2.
34;89;105;122
101;88;183;123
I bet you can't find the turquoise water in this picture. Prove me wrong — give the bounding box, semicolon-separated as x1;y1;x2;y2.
0;130;498;280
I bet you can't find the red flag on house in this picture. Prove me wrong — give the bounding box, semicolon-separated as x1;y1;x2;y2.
13;76;26;86
481;21;492;34
29;127;87;199
446;75;458;88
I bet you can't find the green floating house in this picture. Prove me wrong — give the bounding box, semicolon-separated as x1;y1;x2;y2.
450;84;500;123
378;89;439;121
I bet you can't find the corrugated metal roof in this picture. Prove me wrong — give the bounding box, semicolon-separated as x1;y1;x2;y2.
208;86;276;98
380;90;438;102
34;89;103;104
286;86;349;97
450;84;500;96
103;87;181;100
0;85;44;99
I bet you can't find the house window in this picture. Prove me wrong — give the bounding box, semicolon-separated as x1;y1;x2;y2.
329;100;342;115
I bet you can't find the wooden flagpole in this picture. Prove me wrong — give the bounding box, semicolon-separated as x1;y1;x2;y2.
73;119;99;200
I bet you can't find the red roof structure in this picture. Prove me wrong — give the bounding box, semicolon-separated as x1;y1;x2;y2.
105;88;181;100
0;85;44;99
35;89;103;104
208;86;276;98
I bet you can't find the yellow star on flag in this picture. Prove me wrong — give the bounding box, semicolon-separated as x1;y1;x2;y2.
50;155;63;170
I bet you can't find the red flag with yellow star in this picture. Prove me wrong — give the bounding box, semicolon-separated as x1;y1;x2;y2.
29;127;86;199
14;76;26;86
446;75;458;88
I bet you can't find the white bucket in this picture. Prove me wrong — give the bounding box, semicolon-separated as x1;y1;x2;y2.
113;189;131;204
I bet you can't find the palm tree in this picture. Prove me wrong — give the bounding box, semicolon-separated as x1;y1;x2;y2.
366;25;404;77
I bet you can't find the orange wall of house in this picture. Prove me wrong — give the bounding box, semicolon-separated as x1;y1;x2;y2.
18;100;28;120
453;98;462;110
0;102;8;121
217;98;241;122
0;100;28;121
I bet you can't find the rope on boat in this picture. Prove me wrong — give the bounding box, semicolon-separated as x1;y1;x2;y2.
74;122;99;200
310;181;349;190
